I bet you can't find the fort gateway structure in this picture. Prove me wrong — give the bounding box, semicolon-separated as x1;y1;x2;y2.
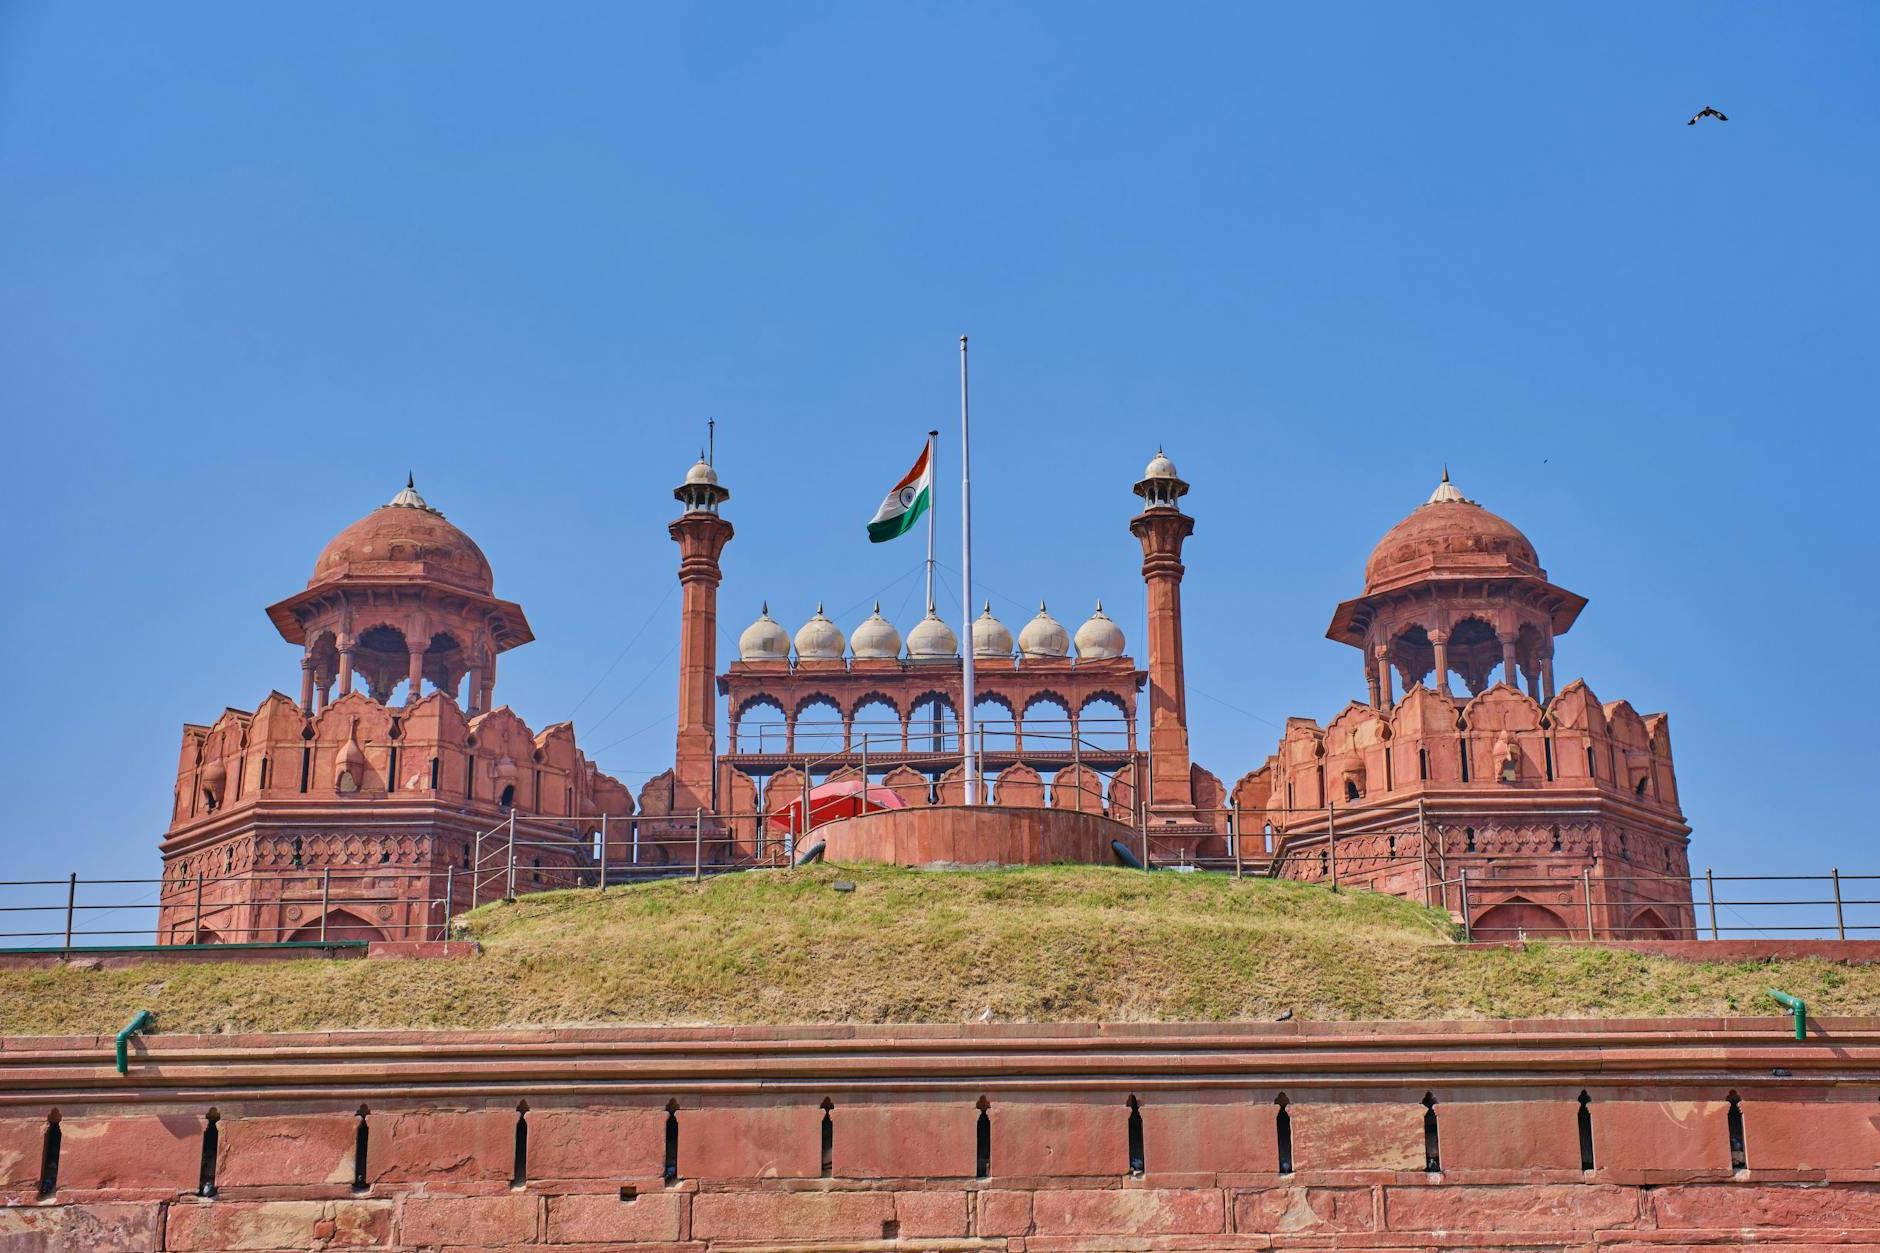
156;449;1691;943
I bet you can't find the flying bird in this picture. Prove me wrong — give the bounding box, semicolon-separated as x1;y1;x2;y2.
1688;106;1728;126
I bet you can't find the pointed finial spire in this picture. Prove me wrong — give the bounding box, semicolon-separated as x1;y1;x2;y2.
982;600;992;615
1427;467;1468;505
761;600;770;615
815;601;825;615
873;600;882;614
407;470;415;490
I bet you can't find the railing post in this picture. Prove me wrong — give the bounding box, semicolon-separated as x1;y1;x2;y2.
191;874;204;943
598;814;609;892
1417;799;1429;907
1833;868;1846;940
63;872;77;954
505;810;517;901
320;868;331;943
443;864;455;941
1458;869;1472;942
1705;868;1719;940
694;808;704;883
1582;868;1595;940
860;735;868;803
473;828;484;907
1232;806;1243;879
1326;803;1338;891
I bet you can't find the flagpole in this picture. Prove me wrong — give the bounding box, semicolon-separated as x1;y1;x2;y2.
958;336;978;805
925;430;938;612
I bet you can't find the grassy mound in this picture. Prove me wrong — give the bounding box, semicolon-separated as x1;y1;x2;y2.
1;864;1874;1035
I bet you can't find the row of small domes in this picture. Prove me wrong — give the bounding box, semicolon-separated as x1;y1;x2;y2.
739;601;1126;663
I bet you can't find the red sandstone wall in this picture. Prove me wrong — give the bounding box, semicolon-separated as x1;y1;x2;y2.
3;1021;1879;1250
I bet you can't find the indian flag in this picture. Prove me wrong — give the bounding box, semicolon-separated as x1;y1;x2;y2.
867;440;933;543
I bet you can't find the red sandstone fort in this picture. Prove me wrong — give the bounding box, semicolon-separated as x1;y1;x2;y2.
157;452;1692;944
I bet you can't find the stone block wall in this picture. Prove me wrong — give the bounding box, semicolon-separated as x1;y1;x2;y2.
4;1020;1880;1249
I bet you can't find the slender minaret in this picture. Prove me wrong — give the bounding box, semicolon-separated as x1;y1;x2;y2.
670;452;733;808
1129;450;1198;823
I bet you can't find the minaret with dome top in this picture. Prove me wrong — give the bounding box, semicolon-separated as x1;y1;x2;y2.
1129;448;1205;835
670;453;734;810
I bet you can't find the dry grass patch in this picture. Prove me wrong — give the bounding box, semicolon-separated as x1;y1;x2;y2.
0;864;1874;1035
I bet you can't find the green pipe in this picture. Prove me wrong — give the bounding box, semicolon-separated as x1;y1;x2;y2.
1769;988;1806;1040
114;1009;154;1075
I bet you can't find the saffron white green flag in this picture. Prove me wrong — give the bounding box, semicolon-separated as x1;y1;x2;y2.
867;440;932;543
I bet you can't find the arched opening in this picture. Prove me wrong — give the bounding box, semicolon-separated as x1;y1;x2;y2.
1470;897;1572;941
422;631;469;704
354;624;413;704
848;694;900;761
1444;617;1501;695
734;697;787;754
286;908;385;944
973;694;1017;755
308;632;340;707
791;694;844;757
1077;692;1131;753
1629;906;1676;939
1388;625;1435;692
499;783;516;809
907;693;958;755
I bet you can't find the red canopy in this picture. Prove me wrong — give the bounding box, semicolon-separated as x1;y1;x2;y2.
768;777;908;834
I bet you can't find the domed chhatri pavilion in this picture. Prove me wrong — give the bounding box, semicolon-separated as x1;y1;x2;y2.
156;448;1692;945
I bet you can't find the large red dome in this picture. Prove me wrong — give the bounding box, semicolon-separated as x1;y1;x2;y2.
310;481;494;595
1363;476;1542;595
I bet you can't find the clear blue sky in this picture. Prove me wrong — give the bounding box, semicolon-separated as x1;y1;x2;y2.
1;3;1874;892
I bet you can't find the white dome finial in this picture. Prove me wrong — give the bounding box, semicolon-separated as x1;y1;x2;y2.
1427;467;1469;505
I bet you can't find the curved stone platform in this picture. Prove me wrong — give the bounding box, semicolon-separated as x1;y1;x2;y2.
817;803;1138;867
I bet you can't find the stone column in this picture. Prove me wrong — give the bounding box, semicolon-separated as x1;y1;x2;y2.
670;489;734;811
1541;650;1556;704
1499;632;1519;690
466;664;484;714
1374;645;1394;710
1429;629;1451;697
300;657;315;713
1129;504;1198;820
1365;653;1382;708
406;645;425;706
338;643;356;698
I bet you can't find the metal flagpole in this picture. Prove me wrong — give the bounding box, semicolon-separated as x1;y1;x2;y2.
925;430;938;612
958;336;979;804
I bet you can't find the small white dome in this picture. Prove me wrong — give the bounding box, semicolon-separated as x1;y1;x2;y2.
684;458;719;487
1425;465;1469;505
850;602;902;659
906;609;958;658
972;602;1013;659
1017;601;1070;658
1143;448;1178;480
793;603;845;660
1073;602;1125;659
738;603;791;662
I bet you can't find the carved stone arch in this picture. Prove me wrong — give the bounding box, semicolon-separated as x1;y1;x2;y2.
846;689;901;721
1471;896;1572;941
878;764;932;808
1050;763;1104;813
1021;689;1073;720
285;908;384;944
732;694;788;753
1629;906;1676;939
992;762;1045;807
1077;689;1131;719
791;691;843;721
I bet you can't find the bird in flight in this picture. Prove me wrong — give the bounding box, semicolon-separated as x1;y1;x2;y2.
1688;106;1729;126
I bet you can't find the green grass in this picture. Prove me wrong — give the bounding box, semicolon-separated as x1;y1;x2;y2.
1;864;1874;1035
